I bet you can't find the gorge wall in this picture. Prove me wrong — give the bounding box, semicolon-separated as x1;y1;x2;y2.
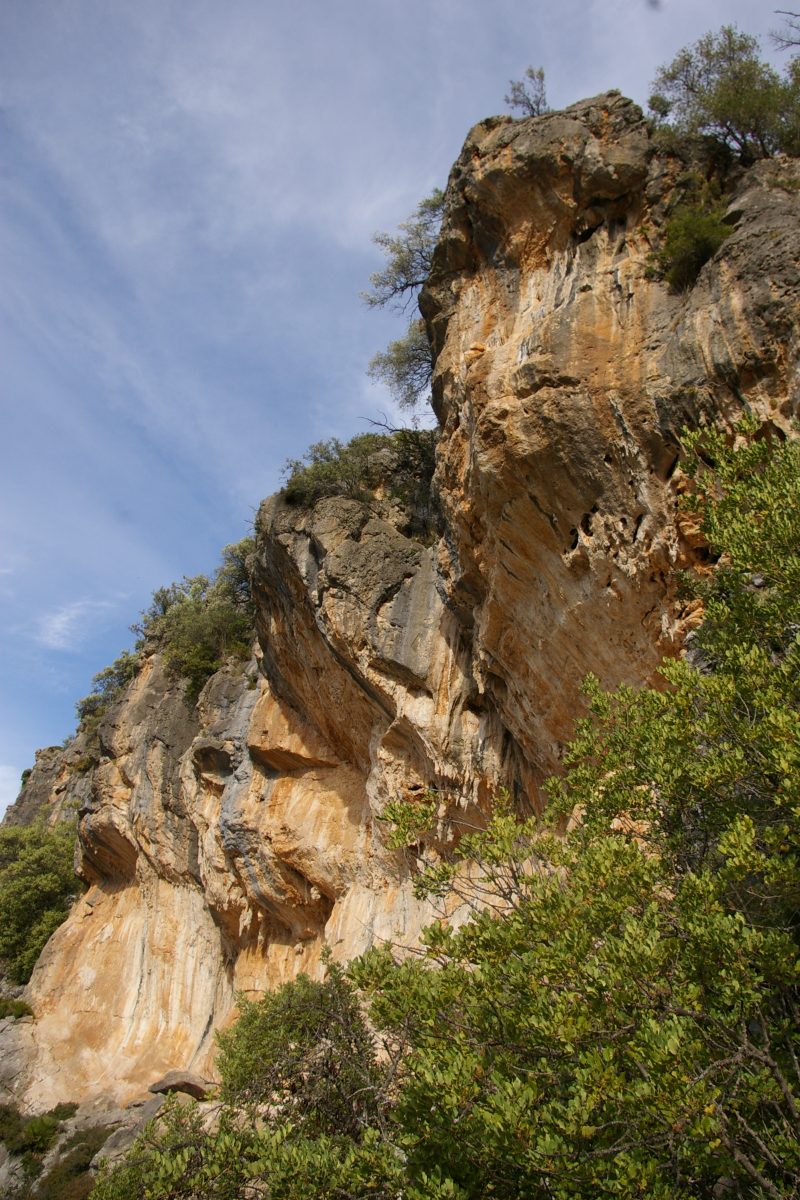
3;91;798;1114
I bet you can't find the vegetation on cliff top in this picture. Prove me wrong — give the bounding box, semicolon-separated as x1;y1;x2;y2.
504;65;549;117
282;428;438;538
649;25;800;162
131;535;255;703
90;422;800;1198
73;536;256;742
648;24;799;288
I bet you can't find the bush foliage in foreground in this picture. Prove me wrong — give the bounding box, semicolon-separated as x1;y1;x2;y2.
215;964;383;1138
0;818;81;984
93;423;799;1197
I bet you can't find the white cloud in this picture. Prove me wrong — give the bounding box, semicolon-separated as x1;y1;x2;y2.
35;600;116;652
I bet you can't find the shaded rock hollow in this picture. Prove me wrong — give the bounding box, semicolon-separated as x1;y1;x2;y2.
2;91;798;1112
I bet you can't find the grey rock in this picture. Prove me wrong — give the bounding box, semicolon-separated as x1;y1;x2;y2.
149;1069;212;1100
2;746;64;828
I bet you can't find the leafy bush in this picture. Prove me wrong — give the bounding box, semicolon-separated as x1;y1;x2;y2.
10;1112;61;1156
282;433;393;505
363;189;444;315
0;998;33;1019
48;1103;79;1123
75;651;141;763
367;318;433;413
282;429;438;537
74;537;256;724
149;577;252;702
90;1099;409;1200
0;819;81;984
0;1102;25;1147
216;962;382;1138
132;537;255;704
75;652;139;728
656;197;731;289
0;1103;97;1196
650;25;800;161
91;968;397;1200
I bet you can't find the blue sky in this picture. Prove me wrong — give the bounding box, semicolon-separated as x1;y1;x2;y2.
0;0;784;811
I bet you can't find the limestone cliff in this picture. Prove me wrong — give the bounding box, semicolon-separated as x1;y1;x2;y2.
2;91;798;1114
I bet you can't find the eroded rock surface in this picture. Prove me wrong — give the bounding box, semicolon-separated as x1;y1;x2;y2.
423;93;799;775
3;93;798;1113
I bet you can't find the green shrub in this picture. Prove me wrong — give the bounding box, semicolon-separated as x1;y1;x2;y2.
74;650;141;766
132;538;255;704
216;962;382;1138
363;188;444;315
47;1103;79;1123
282;428;439;538
367;319;433;413
0;819;81;984
362;187;443;419
656;198;731;289
90;1097;410;1200
282;433;394;505
10;1112;60;1157
650;25;800;161
89;965;391;1199
0;1104;104;1197
156;578;252;702
353;423;800;1199
75;536;256;721
75;652;139;728
386;426;439;538
0;1102;25;1147
0;998;33;1020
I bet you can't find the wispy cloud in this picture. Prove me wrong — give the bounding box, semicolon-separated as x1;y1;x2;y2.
35;600;116;652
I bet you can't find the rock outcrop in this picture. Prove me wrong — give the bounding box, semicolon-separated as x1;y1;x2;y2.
2;92;798;1114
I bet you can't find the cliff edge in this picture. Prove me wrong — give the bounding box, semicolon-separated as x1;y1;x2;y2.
3;92;798;1113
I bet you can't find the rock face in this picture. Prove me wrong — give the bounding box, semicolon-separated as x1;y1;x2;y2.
423;92;799;778
3;92;798;1113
